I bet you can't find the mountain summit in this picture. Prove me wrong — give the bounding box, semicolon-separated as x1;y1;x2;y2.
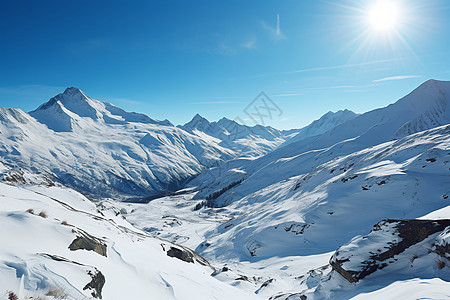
30;87;172;132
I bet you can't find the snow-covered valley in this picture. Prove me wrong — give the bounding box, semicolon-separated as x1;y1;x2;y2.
0;80;450;299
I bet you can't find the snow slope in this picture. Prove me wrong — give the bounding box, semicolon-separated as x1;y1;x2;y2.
0;166;260;300
110;124;450;299
192;79;450;207
196;124;450;261
0;88;237;200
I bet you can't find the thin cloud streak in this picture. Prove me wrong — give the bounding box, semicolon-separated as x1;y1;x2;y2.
273;84;377;96
372;75;422;82
189;101;241;105
109;97;142;105
276;14;280;36
253;57;415;79
287;58;409;74
261;14;286;40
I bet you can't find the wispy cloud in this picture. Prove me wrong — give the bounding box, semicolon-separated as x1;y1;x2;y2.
372;75;422;82
272;84;377;97
0;84;64;97
261;14;286;40
190;101;241;105
108;97;142;105
276;14;281;36
214;36;258;55
287;59;408;75
273;93;305;97
241;38;257;50
254;57;415;79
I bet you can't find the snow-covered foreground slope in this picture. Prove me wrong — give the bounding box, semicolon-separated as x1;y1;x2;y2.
0;88;236;200
0;170;259;300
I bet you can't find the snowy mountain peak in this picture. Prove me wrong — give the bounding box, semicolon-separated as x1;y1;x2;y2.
191;113;209;123
30;88;173;132
285;109;359;145
62;86;85;96
393;79;450;138
182;113;212;132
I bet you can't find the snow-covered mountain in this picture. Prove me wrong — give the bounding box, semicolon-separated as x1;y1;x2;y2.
179;114;287;157
180;109;358;157
192;79;450;207
283;109;359;145
0;87;237;201
29;87;173;132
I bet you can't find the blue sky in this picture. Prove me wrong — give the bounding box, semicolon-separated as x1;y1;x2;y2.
1;0;449;129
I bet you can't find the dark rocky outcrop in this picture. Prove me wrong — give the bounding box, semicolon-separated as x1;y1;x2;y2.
431;226;450;261
83;269;105;299
69;230;107;257
331;219;450;283
163;243;210;266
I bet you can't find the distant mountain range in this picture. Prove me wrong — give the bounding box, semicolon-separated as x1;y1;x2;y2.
0;87;359;200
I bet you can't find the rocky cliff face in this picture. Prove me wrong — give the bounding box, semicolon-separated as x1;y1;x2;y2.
330;219;450;283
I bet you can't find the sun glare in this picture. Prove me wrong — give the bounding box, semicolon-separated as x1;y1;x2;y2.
368;1;399;32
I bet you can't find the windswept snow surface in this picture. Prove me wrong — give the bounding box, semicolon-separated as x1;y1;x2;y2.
113;124;450;299
0;169;260;300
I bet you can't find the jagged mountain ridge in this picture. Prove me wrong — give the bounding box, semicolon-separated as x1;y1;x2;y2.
179;114;287;157
180;109;358;157
283;109;359;145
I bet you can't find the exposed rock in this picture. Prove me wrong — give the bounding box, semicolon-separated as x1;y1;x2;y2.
330;219;450;283
1;169;26;185
432;226;450;261
69;229;107;257
235;275;250;282
255;278;275;294
163;243;210;266
83;269;106;299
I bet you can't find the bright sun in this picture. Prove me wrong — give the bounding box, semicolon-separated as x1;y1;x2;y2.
368;1;400;32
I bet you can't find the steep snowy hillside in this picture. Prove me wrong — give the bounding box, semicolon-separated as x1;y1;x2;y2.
110;124;450;299
192;79;450;207
0;165;259;300
284;109;359;145
0;88;236;200
180;114;287;157
197;124;450;260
